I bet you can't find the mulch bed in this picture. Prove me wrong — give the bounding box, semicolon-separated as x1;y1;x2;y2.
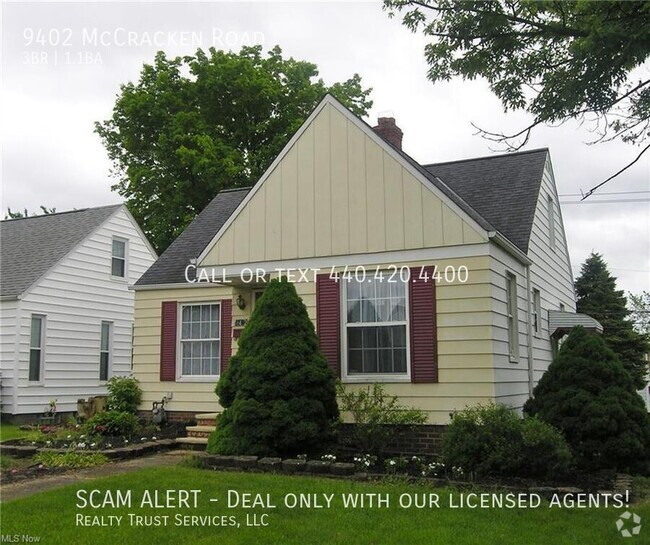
0;463;69;485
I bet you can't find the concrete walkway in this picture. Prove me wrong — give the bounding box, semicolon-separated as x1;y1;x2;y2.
0;450;195;503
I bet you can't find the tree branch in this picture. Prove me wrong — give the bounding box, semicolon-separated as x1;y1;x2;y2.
581;143;650;200
405;0;589;37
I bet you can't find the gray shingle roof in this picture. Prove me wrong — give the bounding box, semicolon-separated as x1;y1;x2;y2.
424;149;548;253
0;204;122;298
135;188;250;286
135;98;548;288
380;138;496;234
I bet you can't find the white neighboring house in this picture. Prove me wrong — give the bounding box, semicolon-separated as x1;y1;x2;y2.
0;204;157;422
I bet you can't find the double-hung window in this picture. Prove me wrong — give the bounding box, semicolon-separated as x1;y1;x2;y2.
506;273;519;362
29;315;45;382
111;238;126;278
100;321;112;381
180;303;221;377
532;289;541;336
344;275;408;378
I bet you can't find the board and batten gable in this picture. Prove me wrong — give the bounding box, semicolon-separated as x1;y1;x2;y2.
198;101;487;268
7;206;156;415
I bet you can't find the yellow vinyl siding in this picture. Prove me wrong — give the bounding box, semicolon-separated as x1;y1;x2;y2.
132;286;234;415
200;103;487;267
134;255;497;423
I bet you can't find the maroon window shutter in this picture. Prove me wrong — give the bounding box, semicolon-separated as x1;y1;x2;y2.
160;301;177;381
316;274;340;376
220;299;232;374
409;266;438;383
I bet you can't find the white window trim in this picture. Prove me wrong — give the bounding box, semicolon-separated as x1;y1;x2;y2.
340;275;412;383
99;321;113;383
110;236;128;281
252;289;265;310
506;272;520;363
547;195;556;250
176;301;222;382
29;314;46;384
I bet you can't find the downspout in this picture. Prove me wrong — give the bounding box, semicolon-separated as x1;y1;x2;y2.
525;265;535;397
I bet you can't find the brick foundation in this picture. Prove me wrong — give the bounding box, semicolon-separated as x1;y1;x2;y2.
138;410;199;423
136;412;447;455
338;423;447;456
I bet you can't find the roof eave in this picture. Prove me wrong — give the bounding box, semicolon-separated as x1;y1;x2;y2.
489;231;532;265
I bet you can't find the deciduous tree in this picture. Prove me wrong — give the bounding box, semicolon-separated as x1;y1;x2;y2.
96;46;372;252
383;0;650;193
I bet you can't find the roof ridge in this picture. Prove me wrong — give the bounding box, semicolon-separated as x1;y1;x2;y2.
423;147;549;168
1;203;122;223
218;186;254;194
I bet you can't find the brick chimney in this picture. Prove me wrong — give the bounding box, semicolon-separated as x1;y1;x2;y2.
373;117;403;150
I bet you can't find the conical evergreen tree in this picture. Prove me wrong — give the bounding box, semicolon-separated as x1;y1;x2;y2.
575;252;649;389
524;327;650;472
208;278;339;457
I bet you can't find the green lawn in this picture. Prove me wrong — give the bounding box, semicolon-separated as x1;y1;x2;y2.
2;466;647;545
0;423;33;442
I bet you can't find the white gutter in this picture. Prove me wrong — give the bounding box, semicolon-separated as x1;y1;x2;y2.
488;231;532;265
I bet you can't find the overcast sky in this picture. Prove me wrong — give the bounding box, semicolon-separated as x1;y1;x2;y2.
2;1;648;295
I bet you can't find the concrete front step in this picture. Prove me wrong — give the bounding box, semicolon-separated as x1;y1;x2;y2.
195;413;219;420
176;437;208;451
196;413;219;427
187;425;216;439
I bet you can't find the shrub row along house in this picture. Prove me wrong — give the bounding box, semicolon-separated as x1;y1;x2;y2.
131;94;602;430
0;205;156;422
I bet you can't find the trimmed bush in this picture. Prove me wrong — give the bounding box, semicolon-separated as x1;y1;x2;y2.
442;403;573;480
107;376;142;414
337;382;427;455
208;278;339;457
524;326;650;473
86;410;139;437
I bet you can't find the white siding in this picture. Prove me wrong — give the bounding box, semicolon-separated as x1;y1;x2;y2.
526;157;576;382
490;154;577;411
0;300;18;413
11;207;156;415
489;245;531;411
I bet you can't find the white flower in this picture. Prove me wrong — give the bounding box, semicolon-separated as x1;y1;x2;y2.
152;436;157;441
90;443;96;448
141;437;146;441
67;435;72;439
79;435;85;439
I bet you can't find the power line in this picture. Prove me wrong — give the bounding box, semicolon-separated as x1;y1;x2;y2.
560;198;650;204
559;190;650;197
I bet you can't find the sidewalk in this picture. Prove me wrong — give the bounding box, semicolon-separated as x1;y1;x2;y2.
0;450;194;503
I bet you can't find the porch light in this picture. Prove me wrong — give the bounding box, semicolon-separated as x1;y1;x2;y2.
236;293;246;310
